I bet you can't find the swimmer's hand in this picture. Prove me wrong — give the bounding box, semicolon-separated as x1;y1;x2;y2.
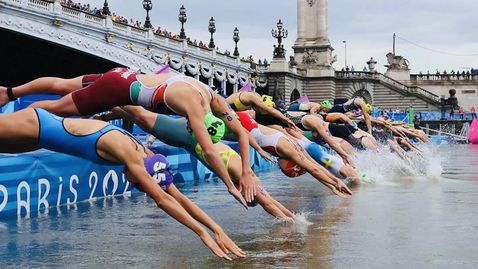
258;149;277;163
331;180;353;198
215;230;246;258
239;171;260;204
228;186;249;210
341;154;355;168
285;118;299;131
200;231;232;261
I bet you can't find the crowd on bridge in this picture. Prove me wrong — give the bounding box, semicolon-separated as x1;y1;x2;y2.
414;69;477;81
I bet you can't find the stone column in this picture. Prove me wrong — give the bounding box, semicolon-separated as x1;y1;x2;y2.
296;0;306;43
316;0;329;44
293;0;335;77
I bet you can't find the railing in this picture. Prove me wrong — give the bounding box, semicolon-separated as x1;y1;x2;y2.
378;74;440;103
411;73;478;81
61;6;81;20
27;0;49;10
84;13;103;25
335;71;441;104
420;126;468;142
130;26;147;38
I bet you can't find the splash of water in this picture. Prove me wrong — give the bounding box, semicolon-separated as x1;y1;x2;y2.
293;211;313;226
353;142;443;184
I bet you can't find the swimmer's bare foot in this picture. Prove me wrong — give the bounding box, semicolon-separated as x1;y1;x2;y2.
0;86;10;108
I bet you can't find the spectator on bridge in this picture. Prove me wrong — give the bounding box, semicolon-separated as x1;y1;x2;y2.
471;106;477;119
459;107;465;120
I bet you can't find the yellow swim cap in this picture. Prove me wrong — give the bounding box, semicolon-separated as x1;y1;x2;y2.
261;95;275;108
365;104;373;114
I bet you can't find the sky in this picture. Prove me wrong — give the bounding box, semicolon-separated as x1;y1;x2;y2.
86;0;478;73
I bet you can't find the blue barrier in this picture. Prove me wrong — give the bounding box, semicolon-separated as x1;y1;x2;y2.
0;141;275;219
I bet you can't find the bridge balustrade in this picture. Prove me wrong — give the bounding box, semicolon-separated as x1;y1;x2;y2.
411;74;477;81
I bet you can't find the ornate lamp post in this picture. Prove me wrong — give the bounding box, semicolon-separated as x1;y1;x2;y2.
343;40;347;69
178;5;187;39
233;27;240;57
366;57;377;72
271;19;288;59
102;0;110;16
208;17;216;49
142;0;153;29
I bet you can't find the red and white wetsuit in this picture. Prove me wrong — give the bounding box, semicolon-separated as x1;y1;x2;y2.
72;68;212;116
236;112;286;157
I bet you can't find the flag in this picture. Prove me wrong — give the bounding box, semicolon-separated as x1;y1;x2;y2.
239;82;253;92
155;65;170;74
295;95;309;103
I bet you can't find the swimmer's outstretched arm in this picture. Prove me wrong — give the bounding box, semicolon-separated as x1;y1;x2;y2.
246;132;276;163
188;104;248;208
325;112;353;124
212;96;259;204
123;163;232;261
355;100;372;134
303;117;352;166
166;184;246;258
249;94;297;130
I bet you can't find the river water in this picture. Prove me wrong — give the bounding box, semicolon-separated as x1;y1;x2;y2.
1;144;478;268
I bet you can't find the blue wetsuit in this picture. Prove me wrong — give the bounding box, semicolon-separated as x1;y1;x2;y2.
34;108;141;165
296;137;344;178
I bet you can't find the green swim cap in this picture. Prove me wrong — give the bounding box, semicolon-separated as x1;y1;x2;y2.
359;171;367;180
191;112;225;144
321;100;332;109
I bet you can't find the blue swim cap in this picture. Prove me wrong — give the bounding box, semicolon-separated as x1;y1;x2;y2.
144;154;174;190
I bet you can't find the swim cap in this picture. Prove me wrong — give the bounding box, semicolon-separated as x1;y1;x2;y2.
261;95;275;108
278;158;306;177
190;112;226;144
144;154;174;190
359;171;367;181
365;104;373;114
321;100;332;110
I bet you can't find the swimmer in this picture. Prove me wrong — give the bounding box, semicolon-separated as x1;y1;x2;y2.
287;112;377;151
285;112;354;163
103;106;295;221
0;108;244;260
287;100;332;115
328;97;372;134
2;69;259;205
234;111;353;198
225;91;297;129
284;128;361;184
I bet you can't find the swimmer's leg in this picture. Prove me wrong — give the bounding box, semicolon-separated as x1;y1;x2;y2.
0;108;40;144
0;76;84;107
29;93;81;117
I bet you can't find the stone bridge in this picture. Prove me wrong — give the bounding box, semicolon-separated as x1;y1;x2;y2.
0;0;268;93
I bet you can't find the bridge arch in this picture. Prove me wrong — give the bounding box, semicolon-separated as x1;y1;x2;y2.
345;82;374;104
290;88;301;102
